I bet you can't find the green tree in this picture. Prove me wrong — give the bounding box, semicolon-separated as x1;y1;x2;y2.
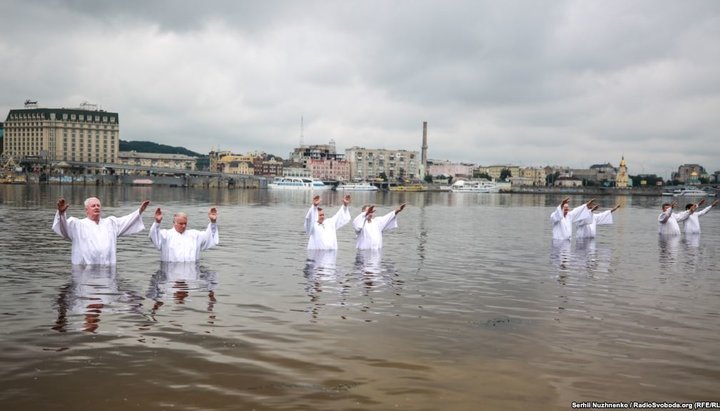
499;168;512;181
424;174;433;183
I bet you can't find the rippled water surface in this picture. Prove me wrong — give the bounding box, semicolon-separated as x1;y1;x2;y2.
1;185;719;410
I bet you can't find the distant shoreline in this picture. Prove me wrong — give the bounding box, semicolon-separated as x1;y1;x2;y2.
1;172;717;197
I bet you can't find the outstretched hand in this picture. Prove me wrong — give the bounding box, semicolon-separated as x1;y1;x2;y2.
611;204;621;212
139;200;150;214
312;195;321;206
712;200;719;208
208;207;218;223
396;203;407;214
154;207;163;223
343;194;351;206
57;197;69;214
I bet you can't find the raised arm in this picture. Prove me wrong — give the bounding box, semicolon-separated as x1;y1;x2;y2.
305;196;320;235
332;195;351;229
199;207;219;250
52;197;73;240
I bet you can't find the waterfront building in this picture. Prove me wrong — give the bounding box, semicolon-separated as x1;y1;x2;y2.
510;167;547;187
216;154;255;175
672;164;708;184
283;166;312;178
208;150;232;173
307;158;350;181
290;140;343;165
616;156;630;188
3;101;119;163
483;165;520;182
554;176;583;187
345;146;421;181
571;163;617;186
118;151;197;172
254;156;283;177
427;160;475;179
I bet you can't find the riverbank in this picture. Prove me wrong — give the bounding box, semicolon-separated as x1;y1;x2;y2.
2;172;716;197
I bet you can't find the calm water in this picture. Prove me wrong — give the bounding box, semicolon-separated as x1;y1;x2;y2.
1;185;718;410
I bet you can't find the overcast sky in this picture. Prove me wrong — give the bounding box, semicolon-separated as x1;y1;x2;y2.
1;0;719;178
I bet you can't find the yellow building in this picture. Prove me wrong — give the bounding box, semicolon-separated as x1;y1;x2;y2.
3;103;119;163
217;154;255;175
484;165;521;182
615;156;629;188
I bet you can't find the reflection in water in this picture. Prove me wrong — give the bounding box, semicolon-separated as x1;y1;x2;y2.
303;249;341;321
147;262;218;323
53;265;142;333
353;249;400;293
658;235;680;268
550;240;572;277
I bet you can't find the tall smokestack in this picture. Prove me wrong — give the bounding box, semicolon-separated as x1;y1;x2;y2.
421;121;428;169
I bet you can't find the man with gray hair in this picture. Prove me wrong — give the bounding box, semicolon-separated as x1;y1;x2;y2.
53;196;150;265
149;207;219;262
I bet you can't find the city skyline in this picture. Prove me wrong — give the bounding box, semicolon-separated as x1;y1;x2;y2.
1;0;719;179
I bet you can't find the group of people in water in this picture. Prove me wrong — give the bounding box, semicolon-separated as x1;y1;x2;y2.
51;194;717;267
52;196;219;265
549;196;718;241
52;195;407;266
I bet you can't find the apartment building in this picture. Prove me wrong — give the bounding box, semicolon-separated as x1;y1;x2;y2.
345;146;421;181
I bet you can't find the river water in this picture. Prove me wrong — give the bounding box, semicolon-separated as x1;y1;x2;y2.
0;185;718;410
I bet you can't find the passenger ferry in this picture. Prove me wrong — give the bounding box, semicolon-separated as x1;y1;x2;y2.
267;177;330;190
335;182;379;191
450;179;500;193
672;188;709;197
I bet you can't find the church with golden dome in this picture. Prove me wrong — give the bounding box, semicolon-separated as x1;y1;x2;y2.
615;156;629;188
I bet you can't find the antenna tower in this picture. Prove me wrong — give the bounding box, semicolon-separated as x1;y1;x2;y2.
300;115;304;147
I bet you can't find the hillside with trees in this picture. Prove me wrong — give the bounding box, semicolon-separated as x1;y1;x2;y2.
119;140;203;157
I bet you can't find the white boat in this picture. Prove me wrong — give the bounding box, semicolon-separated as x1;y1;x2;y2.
450;179;499;193
335;182;379;191
267;177;330;190
672;188;708;197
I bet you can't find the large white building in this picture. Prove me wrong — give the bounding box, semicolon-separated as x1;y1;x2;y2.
3;102;119;163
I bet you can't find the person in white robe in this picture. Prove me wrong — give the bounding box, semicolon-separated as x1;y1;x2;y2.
52;197;150;265
149;207;219;262
657;202;692;236
353;203;406;249
576;204;621;239
304;195;351;250
683;199;718;235
549;197;595;240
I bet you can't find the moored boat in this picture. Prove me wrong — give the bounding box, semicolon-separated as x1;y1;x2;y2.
335;182;379;191
267;177;330;190
672;188;708;197
450;179;499;193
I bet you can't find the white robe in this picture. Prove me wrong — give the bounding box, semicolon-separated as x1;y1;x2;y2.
549;204;590;240
149;222;219;262
576;210;614;239
353;210;398;250
657;208;690;236
304;204;351;250
683;205;713;235
52;210;145;265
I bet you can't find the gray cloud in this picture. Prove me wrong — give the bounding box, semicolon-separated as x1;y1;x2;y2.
2;0;719;178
